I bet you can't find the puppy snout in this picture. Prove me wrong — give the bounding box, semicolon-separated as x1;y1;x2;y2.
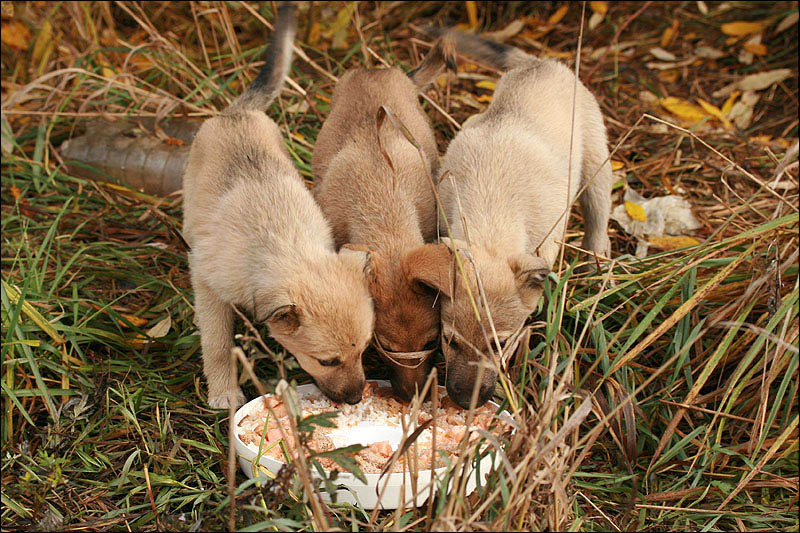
446;372;497;409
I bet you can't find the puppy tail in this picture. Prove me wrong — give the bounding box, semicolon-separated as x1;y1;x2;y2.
407;35;458;88
423;27;538;71
228;2;297;112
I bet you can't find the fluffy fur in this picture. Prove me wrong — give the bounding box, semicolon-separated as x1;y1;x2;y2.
410;29;614;408
183;3;374;408
312;40;455;400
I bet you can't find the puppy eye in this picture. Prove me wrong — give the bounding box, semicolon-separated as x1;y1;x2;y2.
423;339;438;351
317;357;341;367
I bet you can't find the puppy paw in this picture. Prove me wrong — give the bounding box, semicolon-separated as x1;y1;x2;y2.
208;388;246;409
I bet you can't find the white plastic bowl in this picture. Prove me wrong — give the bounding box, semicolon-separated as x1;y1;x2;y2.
233;380;511;510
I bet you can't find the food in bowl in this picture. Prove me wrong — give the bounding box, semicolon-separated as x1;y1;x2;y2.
236;381;506;474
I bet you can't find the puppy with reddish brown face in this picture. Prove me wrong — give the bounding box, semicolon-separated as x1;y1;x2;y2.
182;3;374;409
408;30;614;409
312;40;456;401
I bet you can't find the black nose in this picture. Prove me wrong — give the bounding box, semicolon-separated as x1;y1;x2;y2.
343;389;363;404
446;379;495;409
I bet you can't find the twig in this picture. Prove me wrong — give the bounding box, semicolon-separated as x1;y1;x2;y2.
585;1;654;83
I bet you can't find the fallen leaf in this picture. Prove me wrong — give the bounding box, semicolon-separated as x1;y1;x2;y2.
695;45;724;59
697;1;708;15
307;20;321;46
588;11;605;31
611;160;625;171
658;70;680;83
547;4;569;25
649;236;701;249
147;315;171;338
625;201;647;222
475;80;497;90
639;91;660;106
465;1;478;28
589;1;608;15
316;93;331;104
484;19;525;41
646;57;697;70
475;94;493;103
293;132;305;141
721;91;740;115
728;90;760;129
661;20;679;47
743;41;767;56
323;2;356;50
163;137;184;146
697;98;733;129
10;184;22;202
738;68;792;91
660;96;710;124
650;47;677;61
720;21;764;36
774;11;799;35
1;20;31;50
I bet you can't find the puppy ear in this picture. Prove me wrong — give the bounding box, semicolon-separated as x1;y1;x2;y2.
508;254;550;308
266;304;301;335
403;243;454;298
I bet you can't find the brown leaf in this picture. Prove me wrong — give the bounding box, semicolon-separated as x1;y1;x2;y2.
547;5;569;25
589;1;608;15
743;41;767;56
661;19;679;48
1;20;31;50
163;137;184;147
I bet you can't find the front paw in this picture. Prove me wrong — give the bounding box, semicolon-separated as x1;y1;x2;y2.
208;388;246;409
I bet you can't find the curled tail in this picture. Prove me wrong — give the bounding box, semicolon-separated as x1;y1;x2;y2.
423;27;538;71
228;2;297;112
407;35;458;88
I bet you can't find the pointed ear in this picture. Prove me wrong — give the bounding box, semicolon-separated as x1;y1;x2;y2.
508;254;550;308
403;243;454;298
266;304;301;335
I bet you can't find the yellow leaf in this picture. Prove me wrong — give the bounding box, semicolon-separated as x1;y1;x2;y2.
611;160;624;171
658;70;679;83
547;4;569;25
625;201;647;222
589;1;608;15
721;91;740;116
476;94;493;103
316;93;331;104
743;41;767;56
648;236;701;249
465;1;478;28
293;132;305;141
661;20;679;47
659;96;710;124
1;20;31;50
720;21;764;36
475;80;497;90
696;98;733;129
307;21;321;46
323;2;356;50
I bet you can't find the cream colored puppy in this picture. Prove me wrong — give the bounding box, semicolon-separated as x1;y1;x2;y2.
408;30;614;408
183;3;374;409
312;42;455;400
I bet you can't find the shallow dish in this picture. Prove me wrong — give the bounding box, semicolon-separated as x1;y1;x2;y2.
233;380;511;510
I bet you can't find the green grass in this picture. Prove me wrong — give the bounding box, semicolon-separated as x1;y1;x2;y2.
2;1;798;531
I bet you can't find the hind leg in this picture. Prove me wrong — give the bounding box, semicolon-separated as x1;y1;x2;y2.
578;108;613;258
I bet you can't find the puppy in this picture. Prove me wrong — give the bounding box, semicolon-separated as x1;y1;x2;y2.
312;42;456;400
182;3;374;409
407;30;614;408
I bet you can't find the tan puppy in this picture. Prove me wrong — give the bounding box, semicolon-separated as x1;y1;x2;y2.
183;3;374;409
312;42;456;401
408;30;614;408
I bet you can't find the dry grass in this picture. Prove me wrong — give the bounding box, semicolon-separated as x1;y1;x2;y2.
2;2;798;531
